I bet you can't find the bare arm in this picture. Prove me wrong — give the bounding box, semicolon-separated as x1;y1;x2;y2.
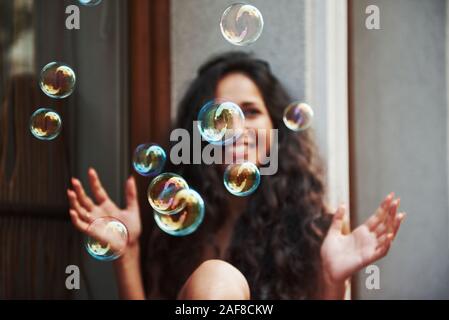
67;168;146;300
320;275;347;300
320;193;406;300
113;243;146;300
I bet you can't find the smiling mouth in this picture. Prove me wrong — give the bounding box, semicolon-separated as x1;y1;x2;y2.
234;139;256;148
229;141;256;157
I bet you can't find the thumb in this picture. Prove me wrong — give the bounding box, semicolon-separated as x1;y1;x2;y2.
126;176;139;211
330;205;346;233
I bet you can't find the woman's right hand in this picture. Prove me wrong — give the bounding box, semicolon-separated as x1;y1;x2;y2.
67;168;142;247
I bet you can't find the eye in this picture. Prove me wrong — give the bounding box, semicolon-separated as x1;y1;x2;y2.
243;107;261;117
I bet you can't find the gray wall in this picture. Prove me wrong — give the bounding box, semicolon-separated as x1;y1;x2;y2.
171;0;307;118
352;0;449;299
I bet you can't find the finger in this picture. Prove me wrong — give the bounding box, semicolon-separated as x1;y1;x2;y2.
382;192;395;210
366;213;382;231
374;222;387;237
69;209;89;233
67;189;75;210
367;193;395;231
71;178;94;211
373;237;393;260
392;212;406;240
374;242;391;259
386;199;400;233
67;190;93;223
366;193;394;228
376;233;394;250
329;205;346;233
88;168;110;204
67;190;92;223
125;176;139;211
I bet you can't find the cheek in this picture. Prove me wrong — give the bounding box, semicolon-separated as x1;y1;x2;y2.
245;114;273;131
247;117;273;158
257;117;273;147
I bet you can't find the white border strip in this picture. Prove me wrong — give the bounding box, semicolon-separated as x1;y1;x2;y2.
305;0;350;299
326;0;349;213
305;0;349;219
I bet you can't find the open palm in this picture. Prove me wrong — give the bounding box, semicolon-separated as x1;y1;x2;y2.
67;168;142;246
321;193;406;284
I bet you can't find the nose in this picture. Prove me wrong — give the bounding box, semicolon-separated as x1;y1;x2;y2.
236;128;257;145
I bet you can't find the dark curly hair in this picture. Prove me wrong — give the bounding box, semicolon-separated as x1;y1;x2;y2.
143;51;332;299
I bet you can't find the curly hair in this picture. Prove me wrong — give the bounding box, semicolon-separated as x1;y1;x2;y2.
143;51;332;299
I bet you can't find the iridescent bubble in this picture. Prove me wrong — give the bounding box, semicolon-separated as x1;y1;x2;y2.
30;108;62;141
147;173;189;215
78;0;102;6
224;162;261;197
220;3;264;46
133;144;166;177
85;217;129;262
197;100;245;145
154;189;205;237
39;62;76;99
283;102;314;132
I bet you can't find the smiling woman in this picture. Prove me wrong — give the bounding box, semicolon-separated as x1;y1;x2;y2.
3;0;437;301
67;50;405;300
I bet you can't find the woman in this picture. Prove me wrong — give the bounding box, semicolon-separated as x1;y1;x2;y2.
67;51;405;300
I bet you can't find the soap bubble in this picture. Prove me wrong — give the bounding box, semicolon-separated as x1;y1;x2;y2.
147;173;189;215
220;3;264;46
78;0;102;6
197;100;245;145
154;189;205;237
133;144;166;177
224;162;261;197
283;102;314;132
39;62;76;99
30;108;62;141
85;217;128;262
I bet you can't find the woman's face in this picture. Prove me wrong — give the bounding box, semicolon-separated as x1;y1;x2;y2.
215;72;274;166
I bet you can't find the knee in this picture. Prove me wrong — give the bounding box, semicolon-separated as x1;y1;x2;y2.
178;259;250;300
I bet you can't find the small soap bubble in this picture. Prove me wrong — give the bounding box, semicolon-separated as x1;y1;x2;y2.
85;217;128;262
133;144;166;177
39;62;76;99
197;100;245;145
78;0;102;6
283;102;314;132
147;173;189;215
154;189;205;237
220;3;264;46
30;108;62;141
224;162;261;197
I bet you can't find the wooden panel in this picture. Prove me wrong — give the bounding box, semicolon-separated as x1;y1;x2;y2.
129;0;171;269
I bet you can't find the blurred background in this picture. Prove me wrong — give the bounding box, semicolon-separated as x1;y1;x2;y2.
0;0;448;299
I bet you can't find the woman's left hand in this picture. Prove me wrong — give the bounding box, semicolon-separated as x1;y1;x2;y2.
320;193;406;286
